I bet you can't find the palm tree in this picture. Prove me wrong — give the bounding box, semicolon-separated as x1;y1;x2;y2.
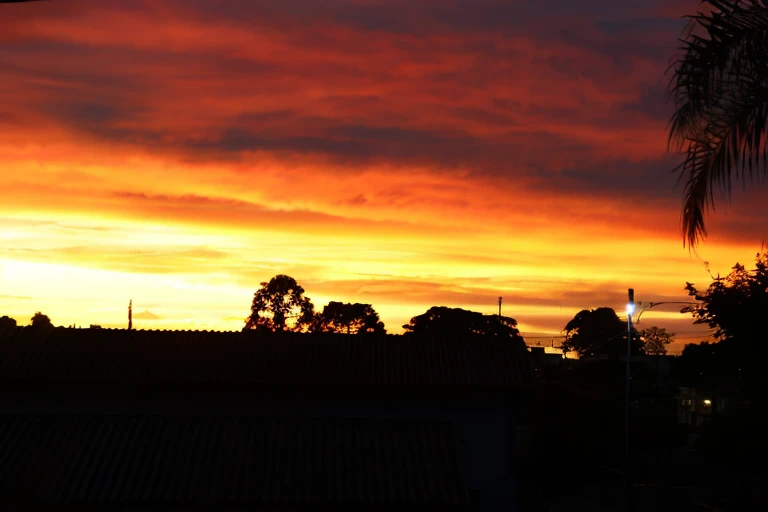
668;0;768;247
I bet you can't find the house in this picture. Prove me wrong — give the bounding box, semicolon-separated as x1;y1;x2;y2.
675;386;740;428
0;326;534;510
528;346;564;367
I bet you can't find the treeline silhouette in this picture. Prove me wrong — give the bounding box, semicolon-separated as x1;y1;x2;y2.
242;274;525;345
0;312;50;330
5;249;768;371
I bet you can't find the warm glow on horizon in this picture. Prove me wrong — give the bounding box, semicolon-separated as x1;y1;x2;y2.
2;0;765;354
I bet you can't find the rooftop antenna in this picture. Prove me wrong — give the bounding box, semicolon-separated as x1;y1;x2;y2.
128;300;133;331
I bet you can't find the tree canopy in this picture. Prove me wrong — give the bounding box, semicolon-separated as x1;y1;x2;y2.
311;301;386;335
244;275;314;332
683;250;768;346
402;306;525;345
0;316;17;330
675;341;737;388
640;326;675;356
30;312;52;328
562;307;642;357
667;0;768;247
680;250;768;393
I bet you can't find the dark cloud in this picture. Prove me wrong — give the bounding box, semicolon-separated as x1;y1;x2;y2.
526;155;683;204
341;194;368;206
597;16;689;36
616;81;673;122
491;98;522;112
0;44;152;91
0;111;20;126
149;122;507;169
330;4;416;34
163;0;689;64
451;107;518;127
204;128;366;157
46;101;144;129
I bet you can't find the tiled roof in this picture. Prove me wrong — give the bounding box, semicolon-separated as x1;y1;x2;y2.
0;327;533;387
0;414;469;506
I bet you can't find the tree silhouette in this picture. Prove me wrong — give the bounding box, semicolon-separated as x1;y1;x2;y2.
244;275;314;332
682;250;768;393
562;307;641;357
30;312;52;328
683;250;768;345
311;302;386;335
402;306;525;345
668;0;768;247
0;316;17;330
675;341;730;388
640;326;675;356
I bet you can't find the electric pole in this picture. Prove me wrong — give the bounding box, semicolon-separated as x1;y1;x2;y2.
626;288;635;511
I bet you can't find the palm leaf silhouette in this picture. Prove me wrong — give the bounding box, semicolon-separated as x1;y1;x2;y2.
668;0;768;247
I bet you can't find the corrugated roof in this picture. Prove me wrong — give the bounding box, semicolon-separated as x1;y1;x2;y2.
0;327;533;387
0;414;469;506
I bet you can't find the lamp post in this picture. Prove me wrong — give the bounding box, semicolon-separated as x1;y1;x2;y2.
623;297;699;510
625;289;635;511
632;301;698;325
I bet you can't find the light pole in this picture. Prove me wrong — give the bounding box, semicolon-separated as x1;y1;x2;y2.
625;289;635;511
632;301;698;325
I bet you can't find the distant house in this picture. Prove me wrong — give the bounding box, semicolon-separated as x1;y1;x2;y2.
574;353;675;393
675;386;741;427
0;327;534;510
529;346;564;366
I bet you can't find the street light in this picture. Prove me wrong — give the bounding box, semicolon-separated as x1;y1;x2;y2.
625;288;634;511
623;296;698;511
632;301;697;324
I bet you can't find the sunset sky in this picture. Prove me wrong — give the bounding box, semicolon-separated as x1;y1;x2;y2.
2;0;767;353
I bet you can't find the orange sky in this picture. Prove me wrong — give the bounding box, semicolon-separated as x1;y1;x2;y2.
1;0;766;353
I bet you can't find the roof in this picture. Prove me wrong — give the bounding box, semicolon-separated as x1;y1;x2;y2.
0;326;533;388
0;414;469;506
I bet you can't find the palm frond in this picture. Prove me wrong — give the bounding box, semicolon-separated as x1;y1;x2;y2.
668;0;768;247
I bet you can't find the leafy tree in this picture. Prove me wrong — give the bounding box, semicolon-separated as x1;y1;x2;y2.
311;301;386;335
683;250;768;346
675;341;735;388
244;275;314;332
562;307;642;358
0;316;17;330
30;312;52;328
681;250;768;393
640;326;675;356
402;306;525;345
667;0;768;247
